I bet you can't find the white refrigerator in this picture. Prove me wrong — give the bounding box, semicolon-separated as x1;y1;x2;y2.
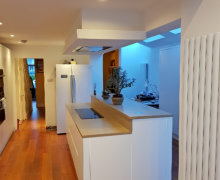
56;64;92;134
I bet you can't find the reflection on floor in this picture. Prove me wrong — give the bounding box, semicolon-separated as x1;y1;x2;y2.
172;139;179;180
0;101;77;180
0;101;179;180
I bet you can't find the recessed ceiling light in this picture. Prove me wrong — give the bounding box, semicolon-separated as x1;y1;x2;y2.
10;34;15;38
144;35;165;43
170;28;181;34
0;22;3;26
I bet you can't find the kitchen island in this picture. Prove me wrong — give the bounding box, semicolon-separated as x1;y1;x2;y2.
66;95;172;180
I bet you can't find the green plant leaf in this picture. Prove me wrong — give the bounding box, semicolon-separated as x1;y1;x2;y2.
106;67;135;96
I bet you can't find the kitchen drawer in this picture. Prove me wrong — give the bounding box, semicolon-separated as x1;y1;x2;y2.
66;110;84;180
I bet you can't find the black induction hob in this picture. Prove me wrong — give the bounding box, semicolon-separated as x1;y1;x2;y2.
75;108;103;119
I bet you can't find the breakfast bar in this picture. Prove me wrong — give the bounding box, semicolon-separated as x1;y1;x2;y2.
66;95;173;180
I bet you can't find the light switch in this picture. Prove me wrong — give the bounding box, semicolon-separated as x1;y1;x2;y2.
47;79;53;82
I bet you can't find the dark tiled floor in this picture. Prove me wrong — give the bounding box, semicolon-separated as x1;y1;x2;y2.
172;139;179;180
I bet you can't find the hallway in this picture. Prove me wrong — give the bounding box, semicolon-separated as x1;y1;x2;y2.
0;102;77;180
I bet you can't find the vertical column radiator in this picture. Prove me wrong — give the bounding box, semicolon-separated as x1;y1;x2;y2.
179;33;220;180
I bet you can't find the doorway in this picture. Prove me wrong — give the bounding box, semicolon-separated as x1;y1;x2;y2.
26;58;45;121
27;58;45;108
15;58;45;126
27;58;36;100
103;49;119;92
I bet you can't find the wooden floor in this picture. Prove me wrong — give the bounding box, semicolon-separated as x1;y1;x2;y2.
0;101;78;180
0;101;179;180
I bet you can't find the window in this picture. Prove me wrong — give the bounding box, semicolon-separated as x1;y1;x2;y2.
27;58;36;88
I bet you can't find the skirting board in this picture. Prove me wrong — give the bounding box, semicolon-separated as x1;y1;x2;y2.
46;126;57;131
172;133;179;141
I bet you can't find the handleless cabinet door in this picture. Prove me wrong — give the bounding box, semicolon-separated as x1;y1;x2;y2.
88;135;132;180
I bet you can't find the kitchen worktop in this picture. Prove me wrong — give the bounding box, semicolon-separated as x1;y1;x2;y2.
66;103;131;138
91;95;172;119
66;95;172;138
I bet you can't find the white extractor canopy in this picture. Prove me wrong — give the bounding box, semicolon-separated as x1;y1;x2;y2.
64;29;146;55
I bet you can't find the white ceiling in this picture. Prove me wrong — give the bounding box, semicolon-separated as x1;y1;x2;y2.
0;0;157;45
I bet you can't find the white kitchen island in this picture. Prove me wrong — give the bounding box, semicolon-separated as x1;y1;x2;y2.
66;95;173;180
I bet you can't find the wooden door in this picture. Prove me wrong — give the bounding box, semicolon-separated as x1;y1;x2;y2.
35;59;45;108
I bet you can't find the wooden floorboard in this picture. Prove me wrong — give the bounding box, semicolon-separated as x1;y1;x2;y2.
0;101;78;180
0;101;179;180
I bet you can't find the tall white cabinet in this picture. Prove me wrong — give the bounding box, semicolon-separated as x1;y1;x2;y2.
0;44;16;154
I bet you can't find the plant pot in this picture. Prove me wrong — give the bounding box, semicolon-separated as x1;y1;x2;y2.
112;96;124;105
102;94;110;99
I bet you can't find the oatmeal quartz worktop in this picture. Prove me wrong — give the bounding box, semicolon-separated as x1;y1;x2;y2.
91;95;172;119
66;95;172;138
66;103;131;138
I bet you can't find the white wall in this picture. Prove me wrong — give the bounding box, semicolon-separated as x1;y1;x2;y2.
159;45;180;136
82;8;144;31
148;48;160;88
75;5;180;32
0;44;17;154
90;54;103;95
8;44;90;127
144;0;181;32
181;0;220;39
120;43;161;98
120;43;152;98
120;40;180;137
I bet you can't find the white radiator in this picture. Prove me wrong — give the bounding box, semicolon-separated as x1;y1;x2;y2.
179;33;220;180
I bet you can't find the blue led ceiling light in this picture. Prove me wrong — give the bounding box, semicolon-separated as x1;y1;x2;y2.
170;28;181;34
144;35;165;43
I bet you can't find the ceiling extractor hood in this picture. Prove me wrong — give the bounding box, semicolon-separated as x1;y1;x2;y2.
73;46;112;53
64;29;146;55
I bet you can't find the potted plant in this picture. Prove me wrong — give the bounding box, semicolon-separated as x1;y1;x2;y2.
107;67;135;105
102;89;110;99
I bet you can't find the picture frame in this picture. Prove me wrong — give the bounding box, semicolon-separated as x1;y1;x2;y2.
36;59;44;73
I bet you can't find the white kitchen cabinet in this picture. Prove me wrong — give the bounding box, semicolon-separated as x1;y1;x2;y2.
87;135;132;180
0;45;16;155
66;96;172;180
66;109;132;180
66;109;84;180
132;118;172;180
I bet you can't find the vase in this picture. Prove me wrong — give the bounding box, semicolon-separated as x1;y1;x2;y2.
112;96;124;105
102;94;110;99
